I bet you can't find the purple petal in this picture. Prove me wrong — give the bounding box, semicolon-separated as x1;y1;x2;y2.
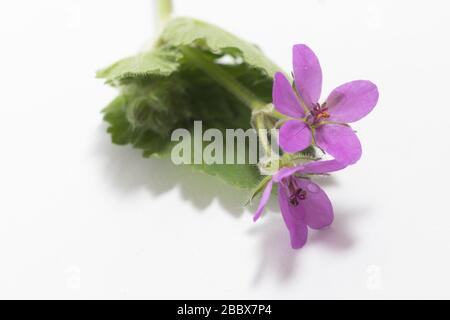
273;160;346;183
273;164;304;183
326;80;379;123
278;185;308;249
273;72;305;118
293;44;322;109
279;120;312;153
294;177;333;229
315;124;362;165
253;180;273;222
302;159;348;174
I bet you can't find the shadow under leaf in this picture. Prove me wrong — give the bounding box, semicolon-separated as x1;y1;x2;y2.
94;125;250;217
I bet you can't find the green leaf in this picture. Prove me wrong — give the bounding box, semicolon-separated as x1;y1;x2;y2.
102;95;171;156
98;17;284;189
102;95;133;145
96;49;180;84
192;162;262;190
158;17;280;78
103;95;263;188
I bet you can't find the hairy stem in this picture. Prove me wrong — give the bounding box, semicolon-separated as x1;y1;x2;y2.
254;113;271;156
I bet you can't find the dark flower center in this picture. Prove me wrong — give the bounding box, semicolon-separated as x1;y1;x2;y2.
287;178;307;207
307;102;330;125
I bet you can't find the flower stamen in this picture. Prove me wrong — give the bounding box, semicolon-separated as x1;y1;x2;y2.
311;102;330;122
287;178;307;207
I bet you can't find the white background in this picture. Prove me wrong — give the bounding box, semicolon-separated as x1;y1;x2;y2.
1;0;449;299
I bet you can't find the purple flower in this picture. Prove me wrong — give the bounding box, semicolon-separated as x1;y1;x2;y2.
253;160;346;249
274;44;379;165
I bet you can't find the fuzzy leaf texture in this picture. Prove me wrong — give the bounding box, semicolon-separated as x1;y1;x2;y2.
98;17;280;189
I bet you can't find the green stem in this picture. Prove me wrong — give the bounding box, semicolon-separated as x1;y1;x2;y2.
255;113;271;156
180;46;266;110
157;0;173;30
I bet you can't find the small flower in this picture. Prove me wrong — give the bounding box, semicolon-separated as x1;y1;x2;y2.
274;44;379;165
253;160;346;249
